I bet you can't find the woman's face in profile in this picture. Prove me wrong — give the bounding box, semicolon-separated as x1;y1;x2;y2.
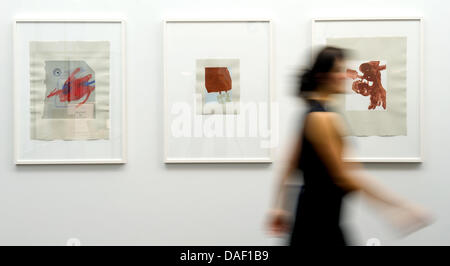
326;59;347;94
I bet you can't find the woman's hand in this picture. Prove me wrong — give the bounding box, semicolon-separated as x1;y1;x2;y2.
265;209;292;237
382;202;434;237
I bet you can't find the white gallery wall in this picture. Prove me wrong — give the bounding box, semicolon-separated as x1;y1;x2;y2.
0;0;448;245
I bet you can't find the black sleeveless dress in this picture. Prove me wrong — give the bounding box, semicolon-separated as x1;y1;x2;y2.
289;99;349;246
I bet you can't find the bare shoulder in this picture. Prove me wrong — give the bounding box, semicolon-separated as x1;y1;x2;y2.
304;112;334;137
305;111;337;125
305;111;347;138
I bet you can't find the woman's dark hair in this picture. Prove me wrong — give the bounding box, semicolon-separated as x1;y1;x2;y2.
298;46;346;97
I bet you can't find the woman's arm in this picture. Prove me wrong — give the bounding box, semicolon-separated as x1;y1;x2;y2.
304;112;432;234
271;133;303;210
305;112;415;208
266;133;303;236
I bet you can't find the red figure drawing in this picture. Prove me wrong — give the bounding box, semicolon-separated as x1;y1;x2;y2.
205;67;232;94
46;67;95;108
346;61;386;110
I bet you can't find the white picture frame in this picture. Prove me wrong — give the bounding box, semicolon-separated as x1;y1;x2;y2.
163;19;275;163
14;19;127;164
312;17;423;163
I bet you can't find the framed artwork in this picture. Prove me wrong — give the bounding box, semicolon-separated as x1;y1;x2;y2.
164;19;274;163
312;17;423;162
14;19;127;164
